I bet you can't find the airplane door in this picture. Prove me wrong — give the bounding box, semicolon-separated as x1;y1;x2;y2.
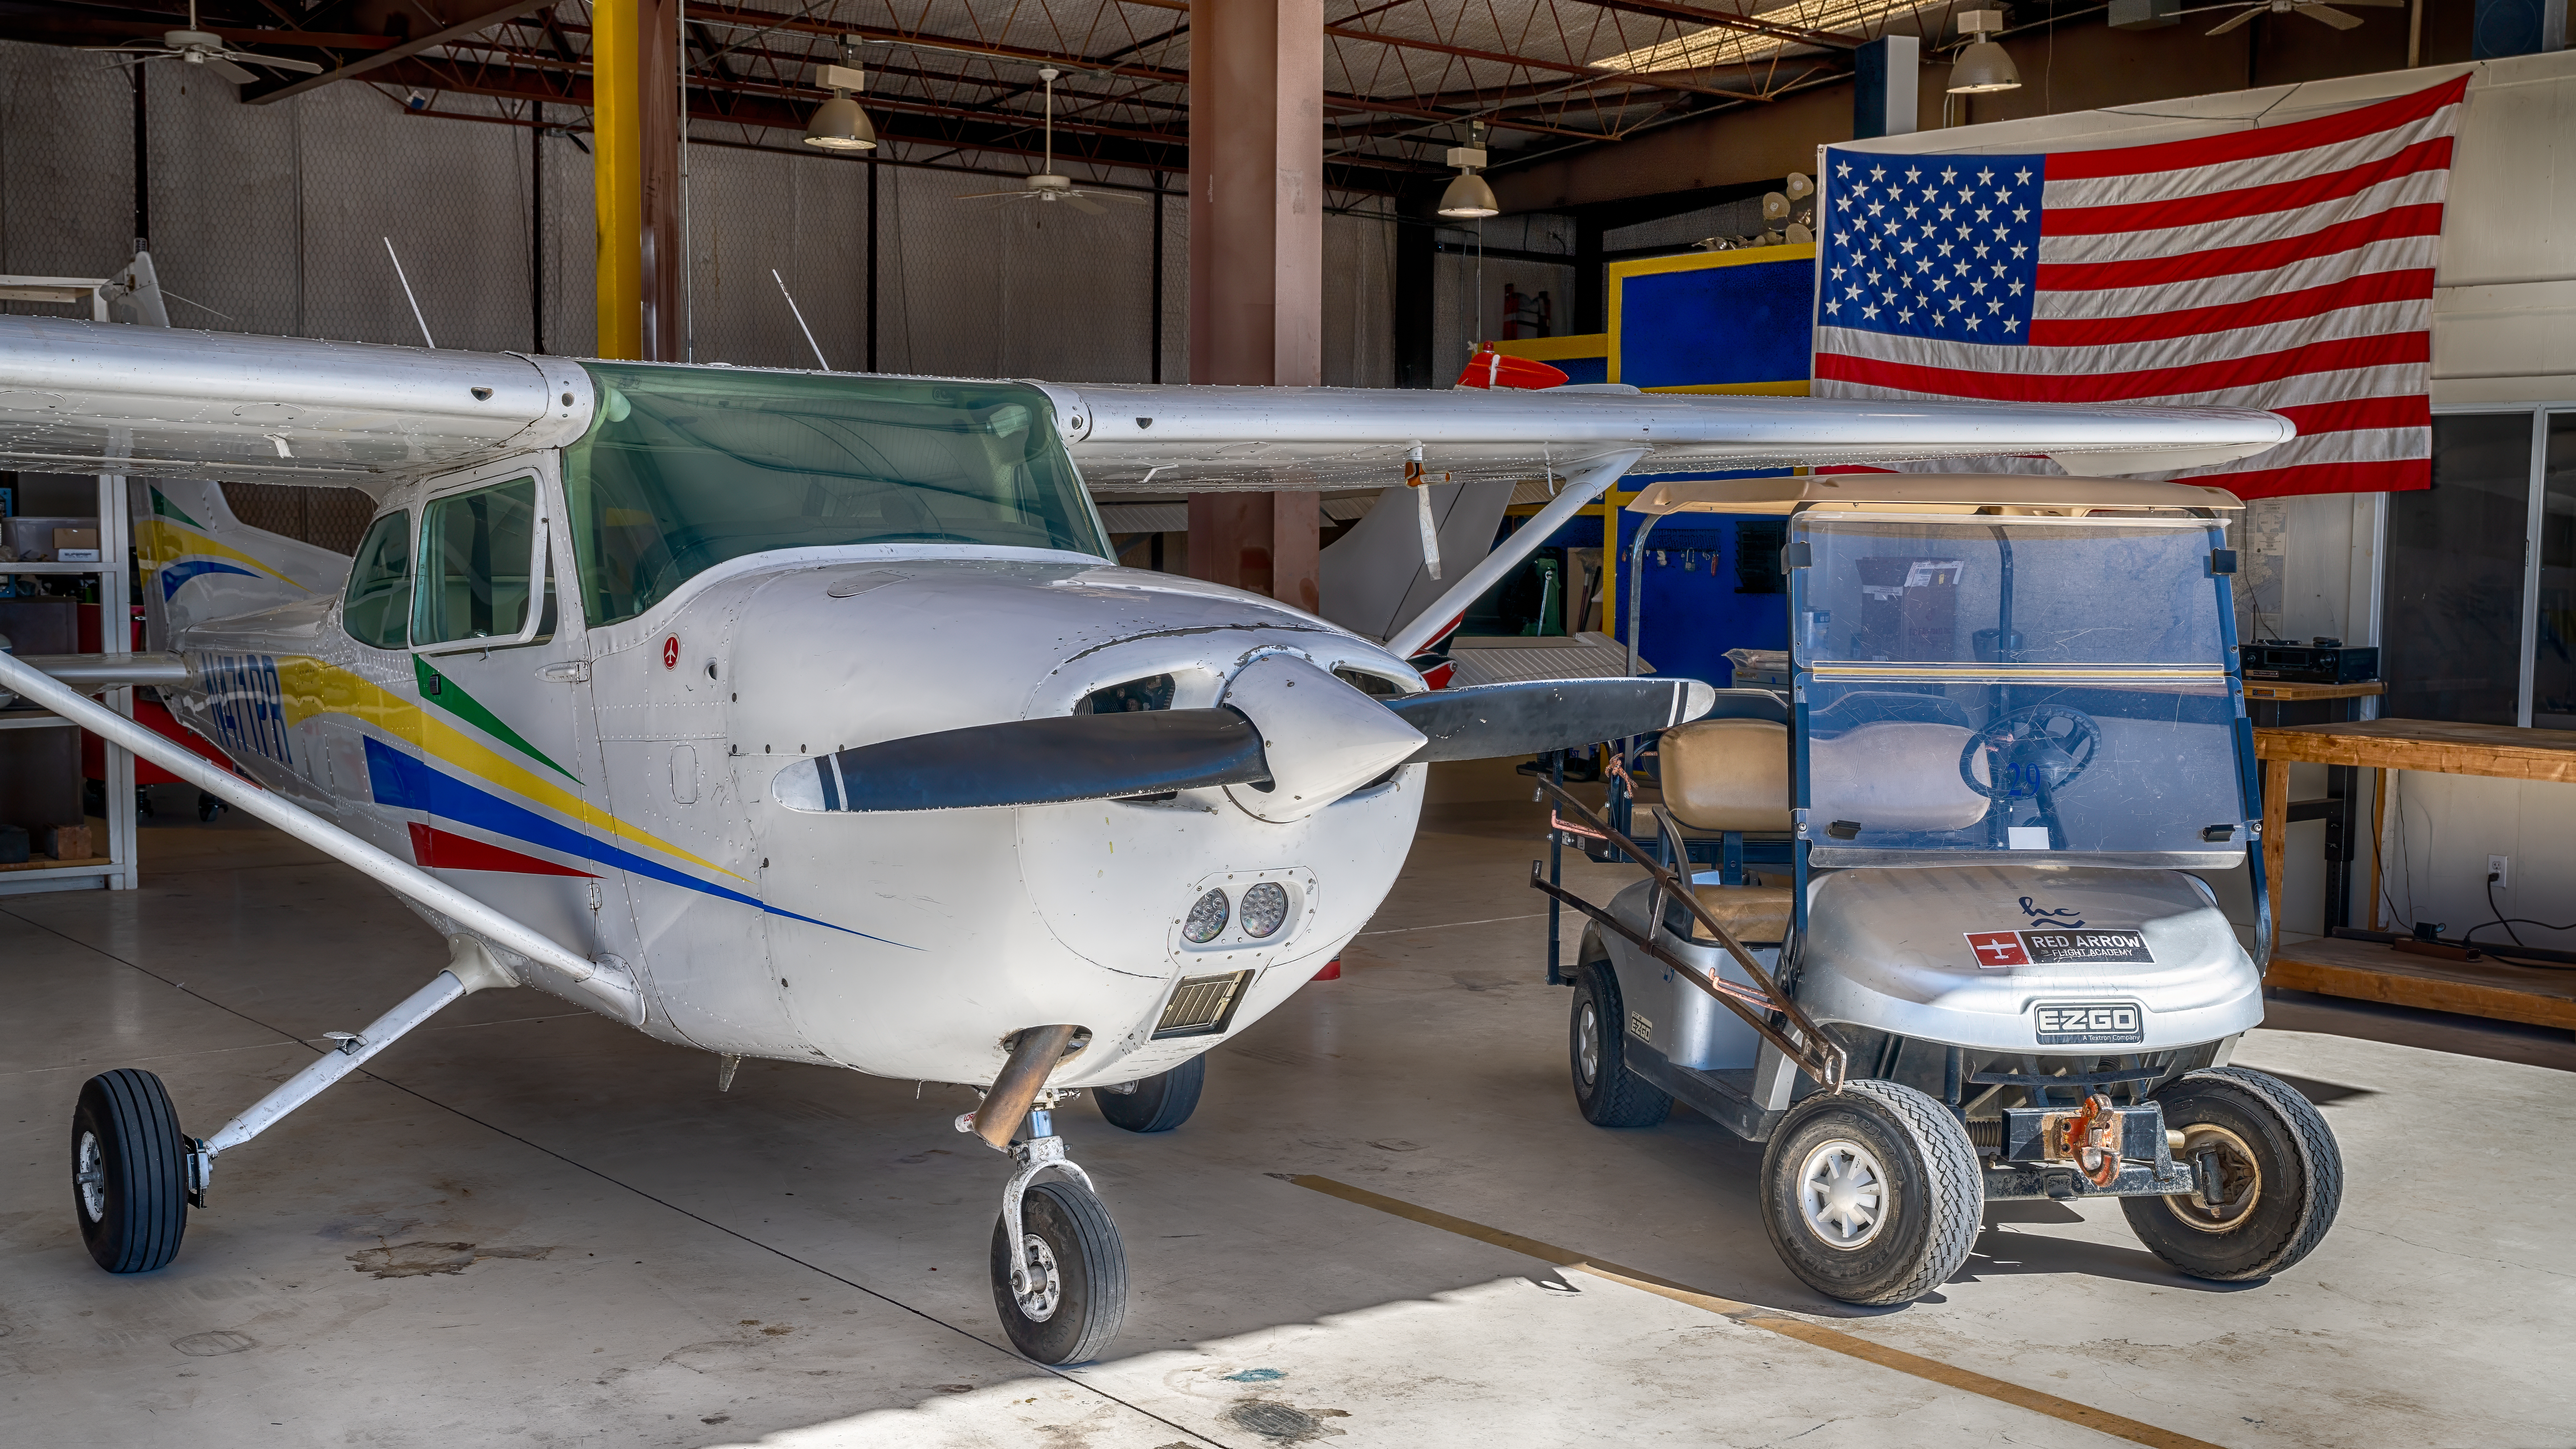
406;455;613;957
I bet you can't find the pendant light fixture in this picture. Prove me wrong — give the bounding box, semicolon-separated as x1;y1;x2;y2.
804;39;878;150
1437;120;1500;219
1946;10;2023;94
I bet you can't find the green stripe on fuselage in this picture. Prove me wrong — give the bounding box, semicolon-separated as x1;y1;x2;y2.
412;655;582;784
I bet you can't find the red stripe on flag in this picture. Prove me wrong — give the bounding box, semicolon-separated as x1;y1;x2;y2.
407;821;597;877
2038;204;2445;290
2212;457;2431;499
2040;76;2469;182
2030;269;2434;347
2041;137;2454;237
1814;331;2428;402
2271;394;2432;437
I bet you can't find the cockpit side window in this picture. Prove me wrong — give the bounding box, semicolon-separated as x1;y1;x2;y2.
562;363;1108;627
413;476;540;647
340;510;413;650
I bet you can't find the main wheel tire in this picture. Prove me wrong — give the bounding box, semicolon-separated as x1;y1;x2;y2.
1759;1079;1982;1306
1095;1056;1204;1134
2120;1066;2342;1282
1569;961;1670;1128
990;1179;1128;1365
73;1069;189;1274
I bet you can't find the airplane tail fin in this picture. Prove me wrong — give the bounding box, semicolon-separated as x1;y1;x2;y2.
133;481;357;649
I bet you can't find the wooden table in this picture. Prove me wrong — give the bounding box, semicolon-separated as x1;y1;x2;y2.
2255;718;2576;1030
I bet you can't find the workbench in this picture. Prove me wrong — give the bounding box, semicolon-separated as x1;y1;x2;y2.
2255;716;2576;1031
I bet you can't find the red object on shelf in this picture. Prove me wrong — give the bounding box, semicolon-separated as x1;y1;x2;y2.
83;699;242;786
1313;957;1342;981
1454;345;1569;390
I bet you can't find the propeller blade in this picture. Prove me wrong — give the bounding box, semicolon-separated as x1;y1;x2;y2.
2204;7;2261;33
774;709;1267;813
2295;3;2364;25
1385;677;1717;764
206;55;258;84
1066;194;1106;216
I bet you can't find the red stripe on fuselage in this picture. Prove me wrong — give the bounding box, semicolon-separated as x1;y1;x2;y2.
406;821;597;877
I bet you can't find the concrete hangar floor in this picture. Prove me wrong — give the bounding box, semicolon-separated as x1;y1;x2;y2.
3;763;2568;1449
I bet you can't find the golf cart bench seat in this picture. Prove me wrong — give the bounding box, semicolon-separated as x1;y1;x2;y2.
1683;883;1793;944
1657;690;1990;841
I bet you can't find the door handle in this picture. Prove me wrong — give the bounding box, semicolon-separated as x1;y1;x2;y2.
537;660;590;683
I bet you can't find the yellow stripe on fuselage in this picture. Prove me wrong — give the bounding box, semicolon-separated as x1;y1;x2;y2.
138;519;308;589
273;656;746;882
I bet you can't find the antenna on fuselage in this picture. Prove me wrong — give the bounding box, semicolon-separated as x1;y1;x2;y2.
772;269;832;371
382;237;434;349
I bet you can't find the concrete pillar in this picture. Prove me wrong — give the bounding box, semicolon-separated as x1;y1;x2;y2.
1187;0;1323;612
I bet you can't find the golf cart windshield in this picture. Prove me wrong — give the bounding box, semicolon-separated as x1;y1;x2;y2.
564;363;1108;627
1791;512;2245;868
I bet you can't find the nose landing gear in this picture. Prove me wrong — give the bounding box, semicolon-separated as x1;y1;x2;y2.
958;1026;1128;1364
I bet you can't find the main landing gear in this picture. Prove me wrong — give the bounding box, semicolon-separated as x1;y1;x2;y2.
958;1025;1129;1365
68;938;519;1279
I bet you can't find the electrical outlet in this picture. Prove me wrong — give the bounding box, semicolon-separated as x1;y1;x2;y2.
2489;854;2510;889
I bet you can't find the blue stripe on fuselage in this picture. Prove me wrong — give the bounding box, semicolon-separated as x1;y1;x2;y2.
363;737;914;948
159;559;261;601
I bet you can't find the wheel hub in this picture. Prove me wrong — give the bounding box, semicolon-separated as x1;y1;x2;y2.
1011;1234;1063;1321
76;1130;105;1222
2167;1123;2261;1231
1797;1137;1888;1250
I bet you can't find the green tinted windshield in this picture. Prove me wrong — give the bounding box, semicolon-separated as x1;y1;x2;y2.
565;363;1106;626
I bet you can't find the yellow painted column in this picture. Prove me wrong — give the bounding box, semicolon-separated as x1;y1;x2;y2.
592;0;642;359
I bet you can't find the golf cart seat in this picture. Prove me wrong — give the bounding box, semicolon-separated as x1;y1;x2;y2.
1806;691;1988;836
1656;692;1795;934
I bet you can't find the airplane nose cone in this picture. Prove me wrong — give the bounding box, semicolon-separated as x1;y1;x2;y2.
1216;653;1425;823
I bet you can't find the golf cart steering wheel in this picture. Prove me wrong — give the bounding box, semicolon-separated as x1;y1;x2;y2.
1959;705;2101;801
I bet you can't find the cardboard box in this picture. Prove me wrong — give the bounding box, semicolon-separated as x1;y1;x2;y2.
41;823;93;861
53;526;100;564
1854;555;1963;661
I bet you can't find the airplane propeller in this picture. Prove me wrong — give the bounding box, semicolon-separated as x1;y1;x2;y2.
775;669;1715;816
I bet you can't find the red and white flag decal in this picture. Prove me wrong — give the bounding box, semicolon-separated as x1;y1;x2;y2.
1813;76;2467;500
1964;930;2032;968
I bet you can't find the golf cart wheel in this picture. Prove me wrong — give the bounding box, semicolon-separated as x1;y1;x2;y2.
72;1069;189;1274
1095;1056;1204;1133
1569;961;1670;1128
2121;1067;2341;1281
990;1179;1128;1365
1759;1079;1981;1306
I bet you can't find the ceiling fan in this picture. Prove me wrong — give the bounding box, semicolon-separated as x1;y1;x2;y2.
84;1;326;84
959;68;1145;216
2184;0;2404;36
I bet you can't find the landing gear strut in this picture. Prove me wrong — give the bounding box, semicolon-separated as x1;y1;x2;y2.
959;1025;1128;1364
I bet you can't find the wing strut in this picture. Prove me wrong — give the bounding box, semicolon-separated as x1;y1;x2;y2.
1385;447;1645;660
0;651;641;1024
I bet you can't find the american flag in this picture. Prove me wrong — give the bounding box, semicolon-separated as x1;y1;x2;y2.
1811;76;2468;499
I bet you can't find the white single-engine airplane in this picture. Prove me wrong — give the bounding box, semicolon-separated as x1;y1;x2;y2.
0;315;2290;1363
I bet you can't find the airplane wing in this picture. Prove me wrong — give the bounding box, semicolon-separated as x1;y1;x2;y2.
3;316;2288;496
1032;383;2295;492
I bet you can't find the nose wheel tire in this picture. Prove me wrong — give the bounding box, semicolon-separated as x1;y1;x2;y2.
990;1178;1128;1365
2121;1066;2341;1281
72;1069;190;1274
1759;1079;1981;1305
1569;962;1670;1128
1094;1056;1204;1133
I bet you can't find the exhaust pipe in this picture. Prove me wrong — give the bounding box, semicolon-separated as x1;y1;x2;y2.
968;1024;1084;1150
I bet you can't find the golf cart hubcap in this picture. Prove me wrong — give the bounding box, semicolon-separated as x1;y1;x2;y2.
2168;1123;2261;1231
1797;1138;1888;1250
76;1130;106;1222
1011;1234;1063;1321
1577;1001;1601;1085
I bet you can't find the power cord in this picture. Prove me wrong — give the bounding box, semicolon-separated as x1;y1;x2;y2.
2466;871;2576;969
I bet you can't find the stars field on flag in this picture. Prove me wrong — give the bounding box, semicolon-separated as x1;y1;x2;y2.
1820;149;2045;344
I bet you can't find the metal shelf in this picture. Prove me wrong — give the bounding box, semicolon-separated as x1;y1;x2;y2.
0;714;79;731
1;471;136;892
2;560;114;575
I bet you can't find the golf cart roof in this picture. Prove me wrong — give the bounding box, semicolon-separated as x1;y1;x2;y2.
1625;472;2246;516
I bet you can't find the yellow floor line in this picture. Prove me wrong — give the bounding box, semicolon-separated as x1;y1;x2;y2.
1291;1175;2224;1449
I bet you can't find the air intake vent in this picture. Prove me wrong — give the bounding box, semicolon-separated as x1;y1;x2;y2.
1084;674;1176;713
1152;970;1253;1039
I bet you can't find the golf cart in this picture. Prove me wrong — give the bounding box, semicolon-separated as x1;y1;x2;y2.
1530;473;2341;1305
